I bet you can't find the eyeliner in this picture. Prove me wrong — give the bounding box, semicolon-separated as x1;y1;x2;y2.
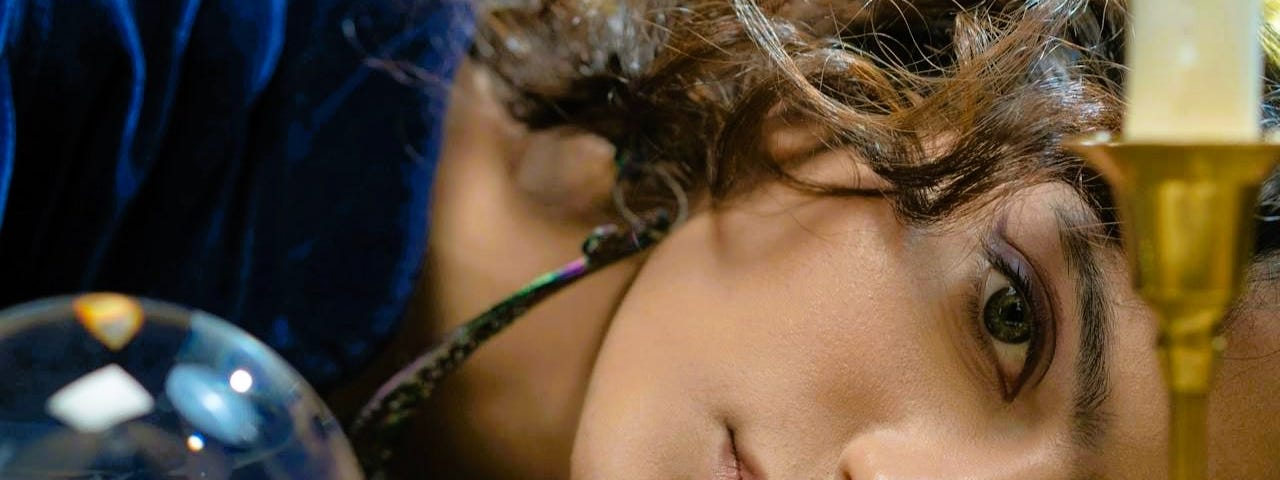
985;233;1059;398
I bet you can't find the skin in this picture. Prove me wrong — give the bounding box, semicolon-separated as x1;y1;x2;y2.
337;63;1280;479
574;173;1141;479
329;62;641;478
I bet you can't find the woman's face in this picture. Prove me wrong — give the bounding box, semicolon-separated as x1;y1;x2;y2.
570;154;1280;478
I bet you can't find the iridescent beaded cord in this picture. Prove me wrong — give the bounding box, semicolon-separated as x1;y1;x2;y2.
348;153;686;477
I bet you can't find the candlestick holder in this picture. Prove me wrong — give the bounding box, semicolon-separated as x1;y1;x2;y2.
1068;133;1280;480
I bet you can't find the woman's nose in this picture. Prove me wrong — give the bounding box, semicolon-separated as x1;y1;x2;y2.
836;434;889;480
837;430;937;480
837;430;1066;480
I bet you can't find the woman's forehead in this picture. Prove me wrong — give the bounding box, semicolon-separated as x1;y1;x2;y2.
764;133;1097;234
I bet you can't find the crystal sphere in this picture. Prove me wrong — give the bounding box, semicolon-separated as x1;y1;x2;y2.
0;293;363;479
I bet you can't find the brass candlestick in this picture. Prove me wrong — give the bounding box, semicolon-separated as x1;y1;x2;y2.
1069;134;1280;480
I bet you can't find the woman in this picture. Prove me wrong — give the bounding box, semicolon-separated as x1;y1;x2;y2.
336;0;1280;478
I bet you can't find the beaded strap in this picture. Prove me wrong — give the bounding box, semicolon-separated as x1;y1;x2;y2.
349;210;672;477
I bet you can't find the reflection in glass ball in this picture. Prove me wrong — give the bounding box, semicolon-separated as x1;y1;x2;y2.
0;293;363;479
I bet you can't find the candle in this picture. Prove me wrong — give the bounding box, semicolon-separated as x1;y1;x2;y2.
1125;0;1263;142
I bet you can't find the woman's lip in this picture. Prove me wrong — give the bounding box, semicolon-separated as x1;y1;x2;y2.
715;428;761;480
714;432;740;480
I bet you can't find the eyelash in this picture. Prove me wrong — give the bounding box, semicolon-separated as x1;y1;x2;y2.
968;242;1058;402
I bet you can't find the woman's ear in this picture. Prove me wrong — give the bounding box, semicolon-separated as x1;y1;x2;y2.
447;60;616;223
510;128;616;222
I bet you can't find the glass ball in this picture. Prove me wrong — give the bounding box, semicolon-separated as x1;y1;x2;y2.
0;293;363;479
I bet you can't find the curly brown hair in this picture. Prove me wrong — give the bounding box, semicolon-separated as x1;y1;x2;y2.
469;0;1147;230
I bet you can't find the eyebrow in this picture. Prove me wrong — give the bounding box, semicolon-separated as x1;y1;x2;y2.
1055;208;1114;455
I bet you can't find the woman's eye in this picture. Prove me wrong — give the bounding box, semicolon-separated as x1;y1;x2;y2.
984;286;1032;344
979;268;1038;399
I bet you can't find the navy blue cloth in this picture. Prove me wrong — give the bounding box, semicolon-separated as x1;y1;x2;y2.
0;0;473;389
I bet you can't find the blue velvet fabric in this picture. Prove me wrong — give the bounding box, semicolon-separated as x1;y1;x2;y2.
0;0;473;389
